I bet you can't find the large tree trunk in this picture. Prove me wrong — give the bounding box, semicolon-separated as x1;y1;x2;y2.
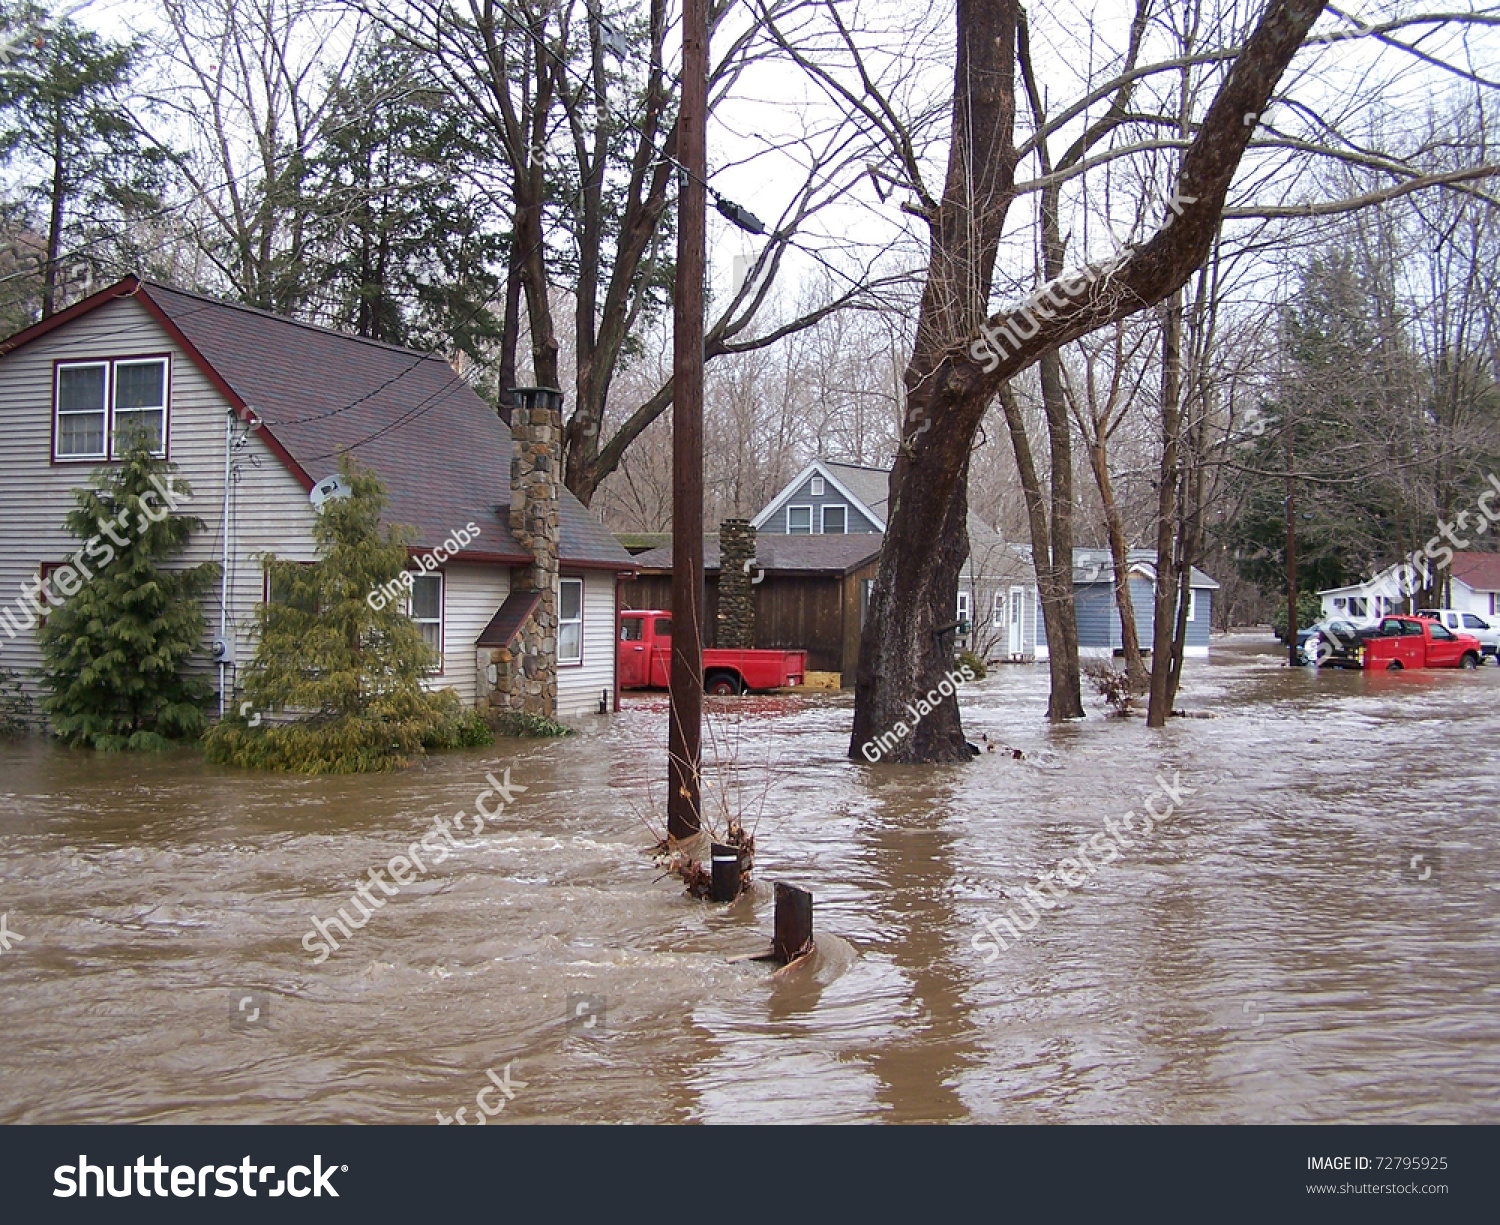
1146;292;1185;726
1088;440;1149;690
43;114;65;319
853;0;1330;760
1038;353;1084;717
850;0;1018;763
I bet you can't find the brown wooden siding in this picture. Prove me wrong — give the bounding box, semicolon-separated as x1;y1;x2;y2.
620;567;870;682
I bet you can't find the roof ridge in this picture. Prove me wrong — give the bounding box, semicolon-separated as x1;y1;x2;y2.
142;279;462;365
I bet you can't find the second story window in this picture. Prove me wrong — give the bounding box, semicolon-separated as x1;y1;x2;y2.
821;505;847;534
787;505;812;534
54;356;169;461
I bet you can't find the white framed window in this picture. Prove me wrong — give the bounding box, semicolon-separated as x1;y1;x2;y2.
53;356;169;461
111;358;168;455
1187;589;1198;622
1333;597;1345;610
821;504;847;534
408;572;443;668
992;591;1005;627
957;590;971;630
1349;596;1366;618
559;577;583;664
55;362;108;458
810;476;825;496
786;505;812;534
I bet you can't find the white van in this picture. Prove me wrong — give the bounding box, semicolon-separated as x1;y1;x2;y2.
1416;609;1500;659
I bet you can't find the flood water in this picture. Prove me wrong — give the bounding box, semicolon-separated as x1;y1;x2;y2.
2;634;1498;1124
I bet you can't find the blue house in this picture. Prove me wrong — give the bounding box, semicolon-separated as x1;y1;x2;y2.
1037;548;1218;660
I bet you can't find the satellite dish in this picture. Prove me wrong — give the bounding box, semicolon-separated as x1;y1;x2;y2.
310;474;352;509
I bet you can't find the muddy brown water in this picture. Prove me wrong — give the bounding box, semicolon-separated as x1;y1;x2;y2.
1;635;1497;1124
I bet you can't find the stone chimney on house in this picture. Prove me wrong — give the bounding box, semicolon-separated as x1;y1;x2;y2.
717;518;756;649
504;386;563;717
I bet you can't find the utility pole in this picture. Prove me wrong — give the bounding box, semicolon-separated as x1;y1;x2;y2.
1285;404;1298;666
667;0;707;840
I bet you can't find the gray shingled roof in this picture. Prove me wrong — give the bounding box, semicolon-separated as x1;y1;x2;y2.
635;533;882;575
1071;547;1219;588
821;461;891;522
123;281;631;569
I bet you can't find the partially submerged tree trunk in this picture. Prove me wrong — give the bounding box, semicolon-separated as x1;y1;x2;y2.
853;0;1332;761
1147;291;1186;727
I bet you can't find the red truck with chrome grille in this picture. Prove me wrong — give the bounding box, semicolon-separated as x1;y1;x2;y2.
1358;615;1484;670
618;610;807;694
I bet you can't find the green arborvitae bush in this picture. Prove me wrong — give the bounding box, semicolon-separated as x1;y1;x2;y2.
0;668;32;737
957;649;987;680
37;442;218;749
203;459;493;773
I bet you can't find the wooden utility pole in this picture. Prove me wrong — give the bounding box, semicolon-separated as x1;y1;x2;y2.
667;0;707;840
1285;407;1299;667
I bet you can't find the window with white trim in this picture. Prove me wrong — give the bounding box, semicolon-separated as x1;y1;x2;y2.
1187;589;1198;621
408;572;443;665
957;590;970;630
992;591;1005;627
559;577;583;663
810;476;825;496
821;504;847;534
53;357;168;460
787;505;812;534
55;363;107;458
112;358;167;454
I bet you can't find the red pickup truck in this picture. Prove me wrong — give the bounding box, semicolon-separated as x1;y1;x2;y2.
1360;615;1484;670
618;610;807;694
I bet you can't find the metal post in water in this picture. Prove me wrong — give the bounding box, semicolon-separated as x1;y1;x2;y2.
710;843;741;903
772;882;813;963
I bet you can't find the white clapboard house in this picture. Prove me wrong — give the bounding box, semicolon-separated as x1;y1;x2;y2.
0;276;634;722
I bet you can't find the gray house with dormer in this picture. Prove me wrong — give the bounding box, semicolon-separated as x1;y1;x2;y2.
751;460;1041;662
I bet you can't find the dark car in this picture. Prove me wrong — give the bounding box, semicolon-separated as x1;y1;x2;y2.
1298;618;1369;667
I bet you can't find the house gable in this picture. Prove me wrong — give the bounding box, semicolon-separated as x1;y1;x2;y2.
752;460;885;534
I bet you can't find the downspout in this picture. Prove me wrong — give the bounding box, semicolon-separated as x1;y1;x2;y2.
218;407;232;717
613;571;627;712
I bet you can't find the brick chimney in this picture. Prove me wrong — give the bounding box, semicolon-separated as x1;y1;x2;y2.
505;386;562;717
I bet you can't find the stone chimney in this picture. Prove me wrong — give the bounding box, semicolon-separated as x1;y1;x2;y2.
717;518;756;649
505;386;562;717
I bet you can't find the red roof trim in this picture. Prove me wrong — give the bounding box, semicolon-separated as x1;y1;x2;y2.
0;275;142;358
405;546;534;566
128;285;314;493
0;274;315;493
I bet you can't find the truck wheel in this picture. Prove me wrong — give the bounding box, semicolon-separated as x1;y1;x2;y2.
706;672;744;696
1386;660;1402;671
1461;652;1479;670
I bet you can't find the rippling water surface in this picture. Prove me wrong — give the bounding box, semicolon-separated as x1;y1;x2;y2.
2;635;1497;1124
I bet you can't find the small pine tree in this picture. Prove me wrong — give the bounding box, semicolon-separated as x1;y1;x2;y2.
204;458;489;772
37;441;218;749
0;667;31;737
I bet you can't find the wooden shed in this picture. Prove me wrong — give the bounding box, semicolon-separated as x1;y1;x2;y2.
625;534;882;685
